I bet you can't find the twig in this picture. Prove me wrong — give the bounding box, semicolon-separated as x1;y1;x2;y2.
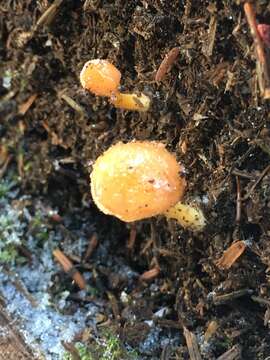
202;15;217;57
53;248;86;290
139;266;160;282
251;295;270;307
61;342;81;360
212;289;252;305
216;344;242;360
242;164;270;201
127;223;137;251
235;176;241;224
183;326;202;360
0;154;12;179
35;0;64;29
156;247;185;260
154;319;182;329
244;2;270;99
204;320;218;342
231;169;255;180
18;94;38;115
107;291;121;321
58;92;86;116
140;237;154;255
161;344;173;360
41;120;68;148
17;245;33;263
83;0;101;12
83;233;98;262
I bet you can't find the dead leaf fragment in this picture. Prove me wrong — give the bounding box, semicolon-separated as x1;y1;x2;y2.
216;241;246;270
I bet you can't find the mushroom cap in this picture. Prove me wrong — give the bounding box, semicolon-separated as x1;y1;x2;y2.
90;141;186;222
80;59;121;97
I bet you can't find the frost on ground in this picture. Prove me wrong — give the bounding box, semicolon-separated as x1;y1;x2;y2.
0;175;182;359
0;271;87;359
0;176;97;359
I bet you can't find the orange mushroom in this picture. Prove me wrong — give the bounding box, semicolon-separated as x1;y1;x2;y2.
80;59;121;97
80;59;150;112
90;141;206;231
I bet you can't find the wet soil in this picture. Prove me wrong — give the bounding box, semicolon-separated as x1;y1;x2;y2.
1;0;270;359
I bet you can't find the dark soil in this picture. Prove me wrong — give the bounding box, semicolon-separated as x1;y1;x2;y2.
1;0;270;359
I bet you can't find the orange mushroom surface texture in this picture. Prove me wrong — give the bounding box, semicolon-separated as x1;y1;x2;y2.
80;59;121;97
90;141;186;222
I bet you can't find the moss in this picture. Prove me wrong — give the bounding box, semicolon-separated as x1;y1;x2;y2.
62;332;139;360
0;177;23;264
101;332;122;360
0;178;17;198
0;204;23;264
62;343;93;360
99;330;138;360
0;246;18;263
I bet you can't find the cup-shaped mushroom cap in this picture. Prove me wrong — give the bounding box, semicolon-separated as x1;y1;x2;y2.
80;59;121;97
90;141;186;222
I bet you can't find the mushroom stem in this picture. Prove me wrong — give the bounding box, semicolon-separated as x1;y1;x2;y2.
164;201;206;231
110;92;150;112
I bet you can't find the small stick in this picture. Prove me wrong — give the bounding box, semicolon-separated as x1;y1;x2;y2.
61;342;81;360
58;92;86;116
41;120;67;148
231;169;254;180
83;233;98;262
0;154;12;179
53;248;86;290
17;245;32;263
127;223;137;250
35;0;64;29
251;295;270;307
242;164;270;201
154;319;182;329
183;326;202;360
140;237;154;255
18;94;38;115
156;247;184;259
107;291;121;321
17;151;24;178
204;320;218;342
161;344;172;360
244;2;270;98
235;176;241;224
139;266;160;281
155;47;180;82
212;289;252;305
217;344;242;360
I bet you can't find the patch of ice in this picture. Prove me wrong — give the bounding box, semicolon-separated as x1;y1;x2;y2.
0;271;87;360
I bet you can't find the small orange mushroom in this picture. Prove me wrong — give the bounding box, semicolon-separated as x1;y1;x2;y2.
80;59;121;97
90;141;206;231
80;59;150;112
